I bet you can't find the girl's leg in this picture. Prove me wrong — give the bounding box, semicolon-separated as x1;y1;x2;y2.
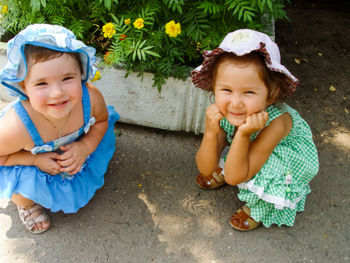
11;193;35;207
11;193;50;232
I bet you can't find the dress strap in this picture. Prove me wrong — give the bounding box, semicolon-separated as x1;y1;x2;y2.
13;101;44;146
81;82;96;134
82;83;91;125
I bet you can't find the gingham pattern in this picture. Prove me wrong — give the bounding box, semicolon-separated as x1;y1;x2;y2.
220;103;319;227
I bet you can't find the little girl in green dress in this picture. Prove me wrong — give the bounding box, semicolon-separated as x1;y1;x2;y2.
192;29;319;231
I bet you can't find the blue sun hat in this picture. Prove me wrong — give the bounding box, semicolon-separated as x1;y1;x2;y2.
0;24;97;100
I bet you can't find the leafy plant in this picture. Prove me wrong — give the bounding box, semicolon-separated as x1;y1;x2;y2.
0;0;290;91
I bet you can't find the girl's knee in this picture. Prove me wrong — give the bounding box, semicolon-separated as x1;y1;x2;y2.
0;155;8;165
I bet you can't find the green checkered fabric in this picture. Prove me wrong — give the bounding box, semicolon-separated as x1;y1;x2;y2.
220;103;319;227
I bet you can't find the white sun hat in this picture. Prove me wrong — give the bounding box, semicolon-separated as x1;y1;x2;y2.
191;29;298;97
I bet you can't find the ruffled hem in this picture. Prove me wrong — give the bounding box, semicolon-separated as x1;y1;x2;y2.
238;178;311;210
0;106;119;213
238;181;311;227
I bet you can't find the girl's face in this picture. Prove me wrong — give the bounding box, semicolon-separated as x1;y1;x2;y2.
23;53;82;121
214;59;270;126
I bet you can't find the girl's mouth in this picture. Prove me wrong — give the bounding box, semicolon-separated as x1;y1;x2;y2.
229;112;244;117
48;100;68;108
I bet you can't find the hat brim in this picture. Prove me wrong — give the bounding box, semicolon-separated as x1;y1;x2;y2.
191;45;298;98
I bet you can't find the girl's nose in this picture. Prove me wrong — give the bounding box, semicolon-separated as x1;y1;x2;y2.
229;94;243;108
50;84;64;98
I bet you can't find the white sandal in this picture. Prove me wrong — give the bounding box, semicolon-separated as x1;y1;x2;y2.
17;204;51;234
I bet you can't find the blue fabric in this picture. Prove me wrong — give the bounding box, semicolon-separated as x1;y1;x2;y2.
14;101;44;146
0;85;119;213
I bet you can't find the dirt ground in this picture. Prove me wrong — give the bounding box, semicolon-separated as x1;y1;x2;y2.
0;0;350;262
276;0;350;134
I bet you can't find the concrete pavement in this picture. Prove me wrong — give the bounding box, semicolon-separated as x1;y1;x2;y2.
0;119;349;262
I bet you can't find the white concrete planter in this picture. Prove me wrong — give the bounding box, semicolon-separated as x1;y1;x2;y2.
95;68;211;134
0;42;211;134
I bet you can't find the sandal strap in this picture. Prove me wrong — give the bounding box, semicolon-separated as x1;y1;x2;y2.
211;168;224;183
18;204;42;219
17;204;50;232
230;208;260;231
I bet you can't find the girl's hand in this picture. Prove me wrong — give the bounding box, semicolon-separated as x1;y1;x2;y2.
205;103;224;135
33;152;61;175
56;142;90;175
238;111;269;136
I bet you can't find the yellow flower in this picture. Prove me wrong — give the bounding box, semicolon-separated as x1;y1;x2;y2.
133;18;144;29
91;71;101;82
165;20;181;37
102;22;116;39
124;18;130;25
2;4;8;14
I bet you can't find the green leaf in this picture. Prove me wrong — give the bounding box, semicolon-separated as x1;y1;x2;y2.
144;50;161;58
266;0;273;12
40;0;46;8
30;0;41;12
104;0;112;10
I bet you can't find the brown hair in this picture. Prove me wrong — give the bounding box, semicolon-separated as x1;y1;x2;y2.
212;52;286;103
24;44;84;74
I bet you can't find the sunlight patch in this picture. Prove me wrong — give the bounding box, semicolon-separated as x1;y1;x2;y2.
0;214;38;263
321;127;350;151
181;195;214;215
0;198;9;209
197;215;222;237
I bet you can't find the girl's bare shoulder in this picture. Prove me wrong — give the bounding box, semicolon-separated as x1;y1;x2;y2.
258;112;292;143
85;82;108;121
269;112;293;137
86;83;105;103
0;106;32;154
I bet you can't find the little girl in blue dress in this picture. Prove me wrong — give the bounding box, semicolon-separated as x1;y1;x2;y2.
0;24;119;233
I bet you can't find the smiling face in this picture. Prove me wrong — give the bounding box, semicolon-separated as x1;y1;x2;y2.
213;55;271;126
23;53;83;121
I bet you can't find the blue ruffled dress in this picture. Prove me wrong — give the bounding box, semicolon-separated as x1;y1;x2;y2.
0;83;119;213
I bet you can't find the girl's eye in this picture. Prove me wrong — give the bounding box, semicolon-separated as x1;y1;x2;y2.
63;76;74;81
35;82;47;87
223;88;232;92
245;91;255;94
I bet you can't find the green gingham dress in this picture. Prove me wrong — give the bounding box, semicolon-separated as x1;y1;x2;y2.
220;103;319;227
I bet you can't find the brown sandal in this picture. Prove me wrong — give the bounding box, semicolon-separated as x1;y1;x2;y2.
229;207;261;231
195;167;226;189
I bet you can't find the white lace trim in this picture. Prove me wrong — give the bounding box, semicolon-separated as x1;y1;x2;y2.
237;178;305;210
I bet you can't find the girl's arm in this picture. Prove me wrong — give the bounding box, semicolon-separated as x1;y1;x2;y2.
224;112;292;185
196;103;227;175
0;107;61;174
57;83;109;174
0;108;33;156
1;150;61;175
77;83;109;154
